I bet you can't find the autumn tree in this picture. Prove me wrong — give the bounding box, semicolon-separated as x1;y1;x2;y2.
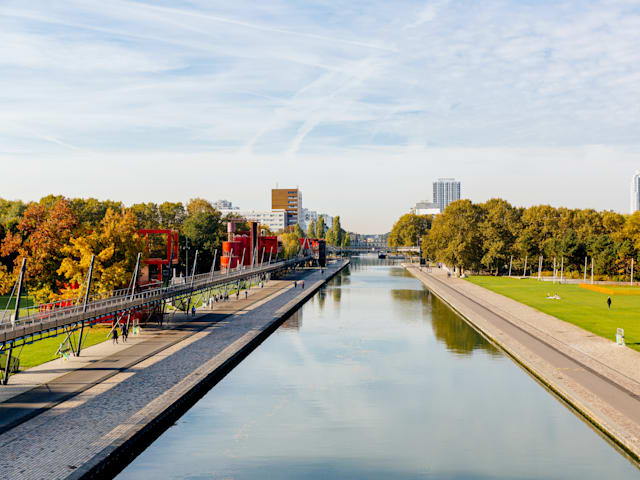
0;198;78;301
58;208;146;295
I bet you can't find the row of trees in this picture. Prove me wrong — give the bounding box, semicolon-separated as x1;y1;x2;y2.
389;199;640;279
0;196;352;300
0;196;232;302
306;215;351;247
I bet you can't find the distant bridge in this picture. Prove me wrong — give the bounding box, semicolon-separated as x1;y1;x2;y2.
329;245;420;254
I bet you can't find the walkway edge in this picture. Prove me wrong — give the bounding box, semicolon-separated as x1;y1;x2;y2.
69;260;349;480
404;265;640;465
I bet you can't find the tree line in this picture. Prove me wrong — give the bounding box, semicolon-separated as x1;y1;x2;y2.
0;196;350;302
389;198;640;280
0;196;235;302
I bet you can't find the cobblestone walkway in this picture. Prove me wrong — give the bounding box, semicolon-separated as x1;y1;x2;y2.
0;262;346;480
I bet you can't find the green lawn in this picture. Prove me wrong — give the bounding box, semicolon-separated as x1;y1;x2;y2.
7;324;114;372
466;276;640;352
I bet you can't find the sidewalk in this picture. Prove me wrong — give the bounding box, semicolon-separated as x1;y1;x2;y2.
406;264;640;462
0;261;347;480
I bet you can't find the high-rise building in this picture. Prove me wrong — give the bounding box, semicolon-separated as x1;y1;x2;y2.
272;187;302;227
433;178;461;212
631;171;640;213
213;199;236;210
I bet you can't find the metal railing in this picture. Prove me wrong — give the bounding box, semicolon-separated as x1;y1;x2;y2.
0;256;311;343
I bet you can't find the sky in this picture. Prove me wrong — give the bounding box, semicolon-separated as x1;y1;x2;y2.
1;0;640;233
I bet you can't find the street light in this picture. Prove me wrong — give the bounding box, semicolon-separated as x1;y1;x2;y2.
183;238;191;277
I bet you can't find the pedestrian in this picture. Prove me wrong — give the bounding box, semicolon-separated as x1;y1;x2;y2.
294;280;297;288
321;269;324;275
112;327;119;345
607;296;612;309
301;280;304;289
121;324;128;343
245;290;248;299
236;290;240;300
191;305;196;316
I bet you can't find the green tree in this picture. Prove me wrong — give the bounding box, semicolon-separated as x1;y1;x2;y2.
479;198;520;274
159;202;186;230
341;232;351;247
388;213;431;247
307;220;316;238
424;200;482;274
181;199;225;273
316;216;326;239
130;202;160;229
328;216;343;246
293;223;305;238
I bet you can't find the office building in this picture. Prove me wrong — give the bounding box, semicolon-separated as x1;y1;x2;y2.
433;178;461;212
272;187;302;227
218;208;287;232
213;199;236;210
632;171;640;213
411;201;440;216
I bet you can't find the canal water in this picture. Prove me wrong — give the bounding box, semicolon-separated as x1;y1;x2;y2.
117;259;639;479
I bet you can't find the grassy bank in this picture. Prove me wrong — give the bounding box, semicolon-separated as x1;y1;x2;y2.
466;276;640;352
9;324;114;372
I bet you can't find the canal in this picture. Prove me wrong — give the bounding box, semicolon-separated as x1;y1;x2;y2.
117;258;639;479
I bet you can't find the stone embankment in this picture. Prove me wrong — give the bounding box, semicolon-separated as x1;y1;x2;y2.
405;264;640;464
0;260;348;480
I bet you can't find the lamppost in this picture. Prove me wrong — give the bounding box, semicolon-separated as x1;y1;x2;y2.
183;238;191;277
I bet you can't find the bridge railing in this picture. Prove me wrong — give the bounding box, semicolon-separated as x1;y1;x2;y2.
0;256;311;338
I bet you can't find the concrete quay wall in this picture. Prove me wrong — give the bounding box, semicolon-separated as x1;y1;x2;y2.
72;260;348;480
404;264;640;465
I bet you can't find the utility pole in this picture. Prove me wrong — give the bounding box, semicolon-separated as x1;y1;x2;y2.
537;256;542;281
508;255;512;277
76;255;95;356
560;257;564;283
591;257;594;284
523;255;528;278
631;258;634;286
584;256;587;283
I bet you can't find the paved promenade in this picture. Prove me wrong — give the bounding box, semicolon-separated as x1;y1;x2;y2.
0;261;347;480
405;264;640;463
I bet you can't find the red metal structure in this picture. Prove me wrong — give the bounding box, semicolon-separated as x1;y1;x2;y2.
221;221;280;270
138;229;179;283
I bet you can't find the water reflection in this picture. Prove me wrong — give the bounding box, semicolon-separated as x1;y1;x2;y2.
117;258;639;480
430;295;500;356
281;310;302;330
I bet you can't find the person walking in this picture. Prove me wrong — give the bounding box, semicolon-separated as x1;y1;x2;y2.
121;324;128;343
112;327;119;345
191;305;196;316
301;280;305;289
244;290;248;299
607;296;612;309
294;280;297;288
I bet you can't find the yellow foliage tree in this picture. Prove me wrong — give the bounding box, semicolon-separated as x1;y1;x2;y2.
57;208;146;297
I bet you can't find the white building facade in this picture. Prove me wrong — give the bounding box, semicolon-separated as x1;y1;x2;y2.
631;171;640;213
219;209;287;232
411;201;440;216
433;178;461;212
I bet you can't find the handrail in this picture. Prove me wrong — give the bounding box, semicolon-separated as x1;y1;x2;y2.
0;256;311;337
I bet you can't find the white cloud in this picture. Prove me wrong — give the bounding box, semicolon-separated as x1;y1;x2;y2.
0;0;639;232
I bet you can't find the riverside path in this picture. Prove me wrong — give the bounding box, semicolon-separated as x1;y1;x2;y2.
0;260;348;480
405;264;640;462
